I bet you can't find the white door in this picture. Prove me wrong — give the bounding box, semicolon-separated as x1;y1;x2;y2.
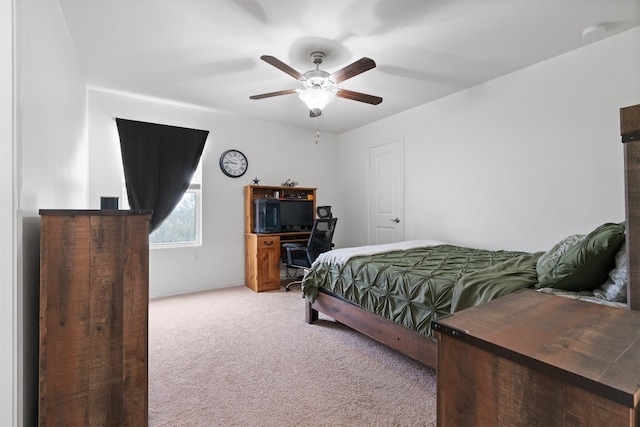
369;139;405;244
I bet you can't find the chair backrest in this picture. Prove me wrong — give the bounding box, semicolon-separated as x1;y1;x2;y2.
316;205;333;219
307;217;337;262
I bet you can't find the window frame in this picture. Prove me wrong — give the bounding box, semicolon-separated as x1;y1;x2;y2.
122;164;203;249
148;183;202;249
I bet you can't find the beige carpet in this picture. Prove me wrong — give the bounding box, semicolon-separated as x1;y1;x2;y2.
149;285;437;427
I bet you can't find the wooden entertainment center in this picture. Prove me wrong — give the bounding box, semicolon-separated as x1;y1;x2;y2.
244;185;317;292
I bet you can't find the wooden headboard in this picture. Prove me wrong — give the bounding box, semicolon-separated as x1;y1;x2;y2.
621;103;640;310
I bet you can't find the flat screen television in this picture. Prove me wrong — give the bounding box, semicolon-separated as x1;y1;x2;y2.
253;198;281;233
280;200;314;231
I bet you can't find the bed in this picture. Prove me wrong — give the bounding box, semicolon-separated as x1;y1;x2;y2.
301;103;640;369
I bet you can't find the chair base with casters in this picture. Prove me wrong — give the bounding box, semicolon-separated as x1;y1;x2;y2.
283;266;309;292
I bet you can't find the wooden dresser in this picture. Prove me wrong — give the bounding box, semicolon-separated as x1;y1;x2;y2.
432;290;639;427
39;209;151;426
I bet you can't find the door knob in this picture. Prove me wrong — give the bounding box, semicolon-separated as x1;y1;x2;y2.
390;218;400;223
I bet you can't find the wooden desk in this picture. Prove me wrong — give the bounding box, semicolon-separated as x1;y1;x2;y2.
244;185;316;292
432;290;640;427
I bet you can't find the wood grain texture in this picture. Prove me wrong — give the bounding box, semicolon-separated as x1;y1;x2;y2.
256;235;281;291
245;234;281;292
122;214;150;426
436;336;634;427
39;215;92;426
308;291;437;368
497;359;565;426
436;335;498;426
434;290;640;426
621;103;640;138
39;211;150;426
623;104;640;310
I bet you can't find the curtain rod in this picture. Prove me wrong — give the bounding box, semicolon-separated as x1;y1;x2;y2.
112;118;210;134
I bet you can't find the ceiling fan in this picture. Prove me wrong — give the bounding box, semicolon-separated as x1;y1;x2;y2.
249;51;383;117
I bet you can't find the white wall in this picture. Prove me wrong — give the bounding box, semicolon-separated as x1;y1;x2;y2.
339;27;640;253
16;1;89;425
0;1;16;425
88;89;340;298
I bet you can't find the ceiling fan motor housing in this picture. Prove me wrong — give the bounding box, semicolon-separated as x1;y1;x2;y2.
303;69;333;89
310;51;326;65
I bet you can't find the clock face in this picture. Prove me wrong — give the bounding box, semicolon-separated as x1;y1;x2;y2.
219;149;248;178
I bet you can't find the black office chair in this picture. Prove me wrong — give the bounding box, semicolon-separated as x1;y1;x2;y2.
283;217;337;291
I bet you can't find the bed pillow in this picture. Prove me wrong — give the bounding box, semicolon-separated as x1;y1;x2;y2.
451;252;543;313
593;243;627;303
535;222;625;292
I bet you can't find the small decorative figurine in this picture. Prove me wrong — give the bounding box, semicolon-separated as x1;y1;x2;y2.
282;179;298;187
252;177;260;185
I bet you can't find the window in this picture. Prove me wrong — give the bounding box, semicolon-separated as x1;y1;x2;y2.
122;164;202;248
149;184;201;247
150;162;202;248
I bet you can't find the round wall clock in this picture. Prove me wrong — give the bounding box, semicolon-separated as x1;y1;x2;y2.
219;149;248;178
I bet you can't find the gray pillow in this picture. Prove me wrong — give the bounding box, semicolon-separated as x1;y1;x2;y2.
536;222;625;292
593;244;627;303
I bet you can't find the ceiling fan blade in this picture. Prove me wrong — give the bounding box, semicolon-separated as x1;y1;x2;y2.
335;88;383;105
249;89;298;100
330;57;376;84
260;55;305;81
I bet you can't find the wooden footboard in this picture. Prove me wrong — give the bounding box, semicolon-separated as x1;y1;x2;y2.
305;291;437;369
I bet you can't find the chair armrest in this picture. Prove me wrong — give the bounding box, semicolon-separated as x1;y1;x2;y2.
283;243;311;266
282;243;302;248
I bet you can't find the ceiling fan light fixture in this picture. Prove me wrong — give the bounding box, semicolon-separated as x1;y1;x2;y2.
250;53;381;116
299;86;335;113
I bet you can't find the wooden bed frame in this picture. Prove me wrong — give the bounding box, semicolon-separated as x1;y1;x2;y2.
305;103;640;369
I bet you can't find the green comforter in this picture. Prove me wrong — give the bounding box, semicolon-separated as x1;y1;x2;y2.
301;244;541;337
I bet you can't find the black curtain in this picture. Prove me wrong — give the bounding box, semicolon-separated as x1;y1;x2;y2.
115;118;208;233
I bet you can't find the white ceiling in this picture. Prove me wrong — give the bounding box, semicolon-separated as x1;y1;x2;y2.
58;0;640;134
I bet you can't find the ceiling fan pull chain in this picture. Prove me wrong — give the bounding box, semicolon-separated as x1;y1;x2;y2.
314;118;321;144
